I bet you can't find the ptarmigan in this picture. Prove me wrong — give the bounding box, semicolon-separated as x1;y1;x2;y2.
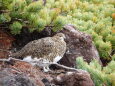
11;33;66;71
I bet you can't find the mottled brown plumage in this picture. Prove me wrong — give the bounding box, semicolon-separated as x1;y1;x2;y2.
12;33;66;62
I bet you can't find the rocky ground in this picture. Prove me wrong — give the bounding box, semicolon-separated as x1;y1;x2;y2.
0;58;94;86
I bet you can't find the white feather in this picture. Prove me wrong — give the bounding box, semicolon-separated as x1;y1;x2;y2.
66;72;73;75
23;56;33;62
56;76;62;81
53;56;62;63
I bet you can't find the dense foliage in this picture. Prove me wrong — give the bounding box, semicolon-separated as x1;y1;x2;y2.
0;0;115;59
76;57;115;86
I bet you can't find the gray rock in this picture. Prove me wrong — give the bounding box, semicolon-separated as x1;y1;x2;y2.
0;69;36;86
59;24;102;67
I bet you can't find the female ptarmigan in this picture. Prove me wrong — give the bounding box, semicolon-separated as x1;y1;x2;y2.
12;33;66;64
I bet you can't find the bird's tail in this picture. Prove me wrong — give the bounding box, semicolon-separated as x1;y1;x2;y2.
10;50;24;59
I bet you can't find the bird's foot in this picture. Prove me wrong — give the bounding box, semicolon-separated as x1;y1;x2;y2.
43;66;53;73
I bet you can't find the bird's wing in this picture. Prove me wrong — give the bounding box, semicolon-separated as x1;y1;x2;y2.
12;39;41;57
26;37;56;58
12;37;56;58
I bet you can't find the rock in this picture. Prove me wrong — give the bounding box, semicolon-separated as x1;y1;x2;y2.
0;71;36;86
0;58;94;86
52;71;94;86
0;30;14;59
0;59;45;86
59;24;102;67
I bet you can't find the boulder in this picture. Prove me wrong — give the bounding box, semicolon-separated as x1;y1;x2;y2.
59;24;102;67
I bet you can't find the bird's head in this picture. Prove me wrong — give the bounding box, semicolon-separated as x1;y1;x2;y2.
54;33;66;41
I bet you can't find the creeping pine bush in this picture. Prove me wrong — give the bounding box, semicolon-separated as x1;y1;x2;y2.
76;57;115;86
0;0;115;59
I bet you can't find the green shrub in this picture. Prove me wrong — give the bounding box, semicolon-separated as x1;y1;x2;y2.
76;57;115;86
10;21;22;35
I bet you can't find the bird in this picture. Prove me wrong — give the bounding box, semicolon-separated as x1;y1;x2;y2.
11;33;66;72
